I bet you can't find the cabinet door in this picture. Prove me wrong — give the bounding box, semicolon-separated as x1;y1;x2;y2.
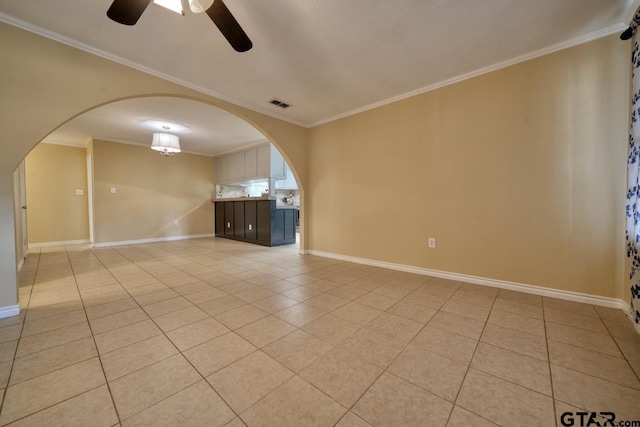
234;201;245;237
233;152;245;181
256;144;270;178
245;201;257;241
214;157;223;184
244;148;257;180
275;162;298;189
270;145;285;179
256;200;271;243
224;202;234;236
214;203;224;235
284;209;296;241
272;209;285;242
222;155;234;183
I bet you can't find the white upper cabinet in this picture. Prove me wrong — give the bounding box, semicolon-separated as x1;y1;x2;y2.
215;143;288;185
244;147;258;179
222;154;234;182
256;144;271;178
270;144;285;180
214;156;223;183
275;162;298;189
232;152;245;181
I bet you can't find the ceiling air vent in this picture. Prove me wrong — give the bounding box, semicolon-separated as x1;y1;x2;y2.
269;99;290;109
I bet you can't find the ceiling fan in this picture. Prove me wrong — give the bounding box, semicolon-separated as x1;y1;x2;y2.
106;0;252;52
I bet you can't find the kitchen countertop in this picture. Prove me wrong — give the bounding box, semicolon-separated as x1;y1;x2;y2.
212;197;299;209
212;196;276;202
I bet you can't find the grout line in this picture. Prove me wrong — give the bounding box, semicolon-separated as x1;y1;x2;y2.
0;249;41;418
542;299;559;426
6;241;638;426
600;312;640;385
64;246;123;425
1;383;107;426
337;281;464;425
88;245;249;423
444;286;495;425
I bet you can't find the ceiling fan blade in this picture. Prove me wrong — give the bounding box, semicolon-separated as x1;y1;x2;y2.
107;0;153;25
206;0;253;52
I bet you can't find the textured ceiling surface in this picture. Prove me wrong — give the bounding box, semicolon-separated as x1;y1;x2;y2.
0;0;635;152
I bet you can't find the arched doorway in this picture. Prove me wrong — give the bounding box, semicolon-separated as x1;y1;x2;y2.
0;22;308;315
23;96;303;248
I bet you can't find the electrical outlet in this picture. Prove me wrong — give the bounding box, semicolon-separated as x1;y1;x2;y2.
76;189;84;196
110;187;116;194
428;237;436;248
174;220;179;226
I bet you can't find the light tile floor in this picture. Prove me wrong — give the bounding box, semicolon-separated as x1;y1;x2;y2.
0;238;638;426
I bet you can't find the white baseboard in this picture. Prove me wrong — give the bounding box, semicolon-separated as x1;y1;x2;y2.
94;234;215;248
0;304;20;319
28;239;90;249
307;250;632;311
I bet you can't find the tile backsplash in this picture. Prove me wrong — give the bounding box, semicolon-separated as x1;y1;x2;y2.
215;185;298;208
217;182;270;199
217;185;247;199
275;190;299;207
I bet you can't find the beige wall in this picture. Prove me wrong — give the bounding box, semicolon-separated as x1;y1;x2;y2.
12;163;24;264
0;22;307;310
0;19;633;309
25;144;89;244
307;35;629;299
93;140;214;244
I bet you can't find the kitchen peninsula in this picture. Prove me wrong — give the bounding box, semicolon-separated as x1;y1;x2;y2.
213;142;299;247
214;197;297;246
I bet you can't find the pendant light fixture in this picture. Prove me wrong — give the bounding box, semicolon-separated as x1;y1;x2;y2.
151;127;181;156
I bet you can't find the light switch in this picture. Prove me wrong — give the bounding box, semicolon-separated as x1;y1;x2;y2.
76;189;85;196
248;224;252;231
110;187;116;194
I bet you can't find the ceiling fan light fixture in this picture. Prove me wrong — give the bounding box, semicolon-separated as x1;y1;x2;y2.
151;132;181;156
153;0;183;15
188;0;214;14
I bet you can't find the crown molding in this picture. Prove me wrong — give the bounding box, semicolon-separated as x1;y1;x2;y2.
0;13;308;128
0;12;629;129
212;139;270;157
91;137;217;157
309;23;627;127
41;137;91;148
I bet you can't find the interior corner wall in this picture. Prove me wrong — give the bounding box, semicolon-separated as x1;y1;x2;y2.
307;34;630;300
12;164;23;264
92;140;214;244
25;143;90;244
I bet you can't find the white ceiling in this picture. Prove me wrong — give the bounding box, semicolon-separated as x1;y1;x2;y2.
42;97;266;157
0;0;637;149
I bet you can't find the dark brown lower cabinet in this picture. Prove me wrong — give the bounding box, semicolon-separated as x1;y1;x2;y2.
214;202;225;235
214;200;296;246
245;201;257;241
234;201;244;237
224;202;234;236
